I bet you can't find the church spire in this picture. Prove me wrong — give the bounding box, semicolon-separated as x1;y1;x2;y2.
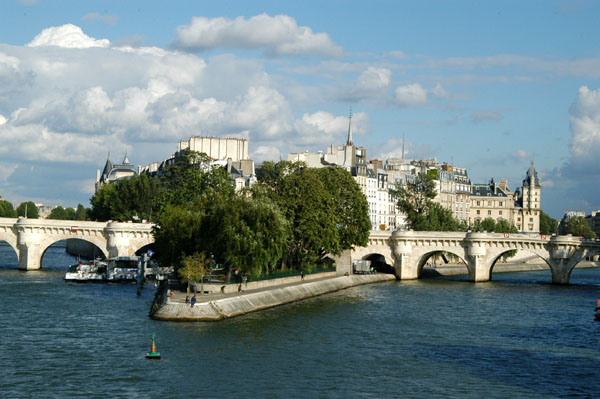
346;107;353;146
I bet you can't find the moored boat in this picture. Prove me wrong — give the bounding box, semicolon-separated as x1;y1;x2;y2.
64;260;107;282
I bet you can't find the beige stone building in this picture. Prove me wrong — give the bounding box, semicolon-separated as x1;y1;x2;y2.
513;162;541;233
469;179;515;225
469;162;541;233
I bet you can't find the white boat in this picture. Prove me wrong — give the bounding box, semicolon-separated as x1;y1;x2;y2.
107;256;139;282
64;260;107;282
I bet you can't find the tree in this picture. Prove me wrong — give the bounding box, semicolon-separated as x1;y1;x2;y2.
0;200;17;217
201;192;291;281
153;205;203;268
90;173;162;222
472;218;518;234
156;150;235;211
562;216;595;239
178;252;209;295
415;202;466;232
539;210;558;235
390;173;437;226
390;172;466;232
315;167;370;251
48;206;68;220
17;201;39;218
255;163;370;270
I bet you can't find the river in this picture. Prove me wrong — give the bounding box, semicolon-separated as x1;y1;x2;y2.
1;242;599;398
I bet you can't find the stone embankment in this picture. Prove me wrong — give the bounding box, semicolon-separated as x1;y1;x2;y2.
421;261;598;277
150;273;395;321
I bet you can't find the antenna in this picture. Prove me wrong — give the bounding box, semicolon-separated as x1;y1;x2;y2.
401;133;405;160
346;106;353;146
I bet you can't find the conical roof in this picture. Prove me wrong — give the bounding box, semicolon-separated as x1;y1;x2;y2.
523;161;540;187
101;157;113;177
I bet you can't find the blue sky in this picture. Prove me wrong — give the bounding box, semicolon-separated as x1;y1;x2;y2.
1;0;599;219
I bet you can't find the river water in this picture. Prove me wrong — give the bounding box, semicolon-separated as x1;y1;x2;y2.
1;242;600;398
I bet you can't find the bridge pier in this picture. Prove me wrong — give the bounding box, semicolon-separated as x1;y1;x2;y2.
465;232;492;282
549;260;573;285
466;255;491;282
18;242;43;270
394;254;419;280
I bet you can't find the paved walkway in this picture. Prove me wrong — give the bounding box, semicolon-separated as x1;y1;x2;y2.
167;275;347;305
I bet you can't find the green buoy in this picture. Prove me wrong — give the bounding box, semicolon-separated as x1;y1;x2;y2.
146;333;161;359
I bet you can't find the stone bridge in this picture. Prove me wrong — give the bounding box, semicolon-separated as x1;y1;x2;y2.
0;217;154;270
348;230;600;284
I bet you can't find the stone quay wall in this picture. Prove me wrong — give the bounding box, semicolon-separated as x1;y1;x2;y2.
151;274;395;321
191;271;337;294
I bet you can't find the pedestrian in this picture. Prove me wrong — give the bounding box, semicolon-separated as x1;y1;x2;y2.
238;284;242;292
301;269;305;281
221;285;225;294
185;296;190;304
191;295;196;307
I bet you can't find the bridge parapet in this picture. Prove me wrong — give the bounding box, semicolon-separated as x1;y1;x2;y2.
352;230;599;284
0;217;155;270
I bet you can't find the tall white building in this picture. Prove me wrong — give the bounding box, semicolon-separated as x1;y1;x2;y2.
288;113;404;231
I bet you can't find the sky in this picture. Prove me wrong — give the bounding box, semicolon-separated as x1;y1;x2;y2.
0;0;599;219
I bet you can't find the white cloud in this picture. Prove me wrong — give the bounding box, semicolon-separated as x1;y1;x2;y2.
173;14;342;57
394;83;428;106
346;67;391;100
0;162;18;183
511;149;532;162
431;83;448;99
568;86;600;165
0;52;20;76
293;111;368;146
28;24;110;48
252;145;282;163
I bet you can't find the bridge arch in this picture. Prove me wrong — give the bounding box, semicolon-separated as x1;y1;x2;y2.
488;248;552;277
415;250;469;277
0;239;19;268
361;252;395;273
352;230;599;284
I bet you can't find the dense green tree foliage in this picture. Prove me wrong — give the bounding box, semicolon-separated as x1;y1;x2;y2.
314;167;371;251
90;173;162;222
48;206;68;220
471;217;518;233
157;150;235;210
178;252;210;295
390;172;465;231
201;193;290;279
254;163;370;270
560;216;595;239
17;201;39;218
539;210;558;235
412;202;468;232
48;204;90;220
0;200;17;217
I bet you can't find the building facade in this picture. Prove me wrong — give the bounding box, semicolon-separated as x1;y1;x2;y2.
95;154;138;192
469;162;541;233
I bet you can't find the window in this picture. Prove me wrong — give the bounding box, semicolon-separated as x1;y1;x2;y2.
488;210;492;216
488;201;492;206
477;210;480;215
499;211;502;216
529;218;533;222
499;201;503;207
477;201;480;206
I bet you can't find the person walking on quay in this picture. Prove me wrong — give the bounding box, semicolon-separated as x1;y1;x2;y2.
301;269;305;281
185;296;190;305
191;295;196;308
